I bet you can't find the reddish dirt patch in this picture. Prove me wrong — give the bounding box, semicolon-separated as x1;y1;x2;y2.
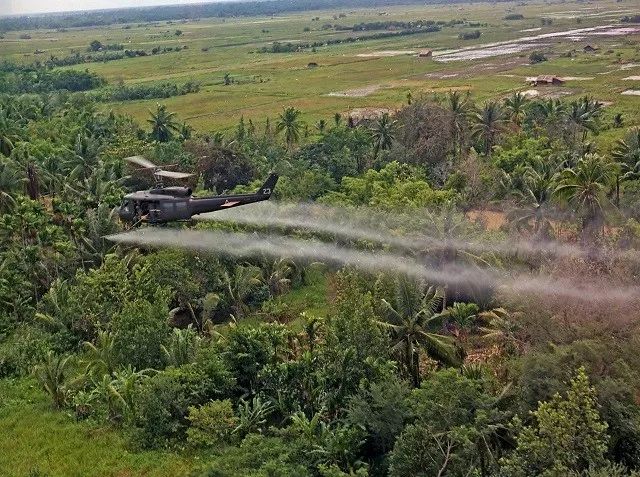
466;209;507;231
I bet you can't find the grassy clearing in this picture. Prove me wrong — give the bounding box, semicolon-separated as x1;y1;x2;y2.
0;378;197;477
279;268;331;319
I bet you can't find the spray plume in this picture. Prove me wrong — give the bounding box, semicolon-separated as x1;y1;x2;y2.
106;228;640;304
197;202;638;263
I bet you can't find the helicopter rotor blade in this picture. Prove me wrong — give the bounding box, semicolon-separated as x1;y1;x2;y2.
155;170;194;179
124;155;157;169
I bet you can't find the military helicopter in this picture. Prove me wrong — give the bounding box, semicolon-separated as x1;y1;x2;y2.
117;156;278;225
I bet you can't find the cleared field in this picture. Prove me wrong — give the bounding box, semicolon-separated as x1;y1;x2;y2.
2;0;639;135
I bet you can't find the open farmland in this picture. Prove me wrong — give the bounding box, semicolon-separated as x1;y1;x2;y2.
3;0;640;137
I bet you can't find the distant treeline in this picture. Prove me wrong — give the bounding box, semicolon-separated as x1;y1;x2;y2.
92;80;201;102
0;61;201;100
40;45;189;68
348;19;463;31
0;62;105;93
259;26;441;53
0;0;506;32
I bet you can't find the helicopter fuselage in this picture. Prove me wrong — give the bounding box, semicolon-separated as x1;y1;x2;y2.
118;174;278;225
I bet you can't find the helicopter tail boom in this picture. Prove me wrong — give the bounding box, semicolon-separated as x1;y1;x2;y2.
257;173;278;197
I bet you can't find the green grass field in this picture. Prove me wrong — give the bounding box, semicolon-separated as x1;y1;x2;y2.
0;378;198;477
2;0;639;136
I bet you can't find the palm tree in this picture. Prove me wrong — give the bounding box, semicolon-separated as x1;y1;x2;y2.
370;112;397;159
179;122;194;141
439;302;507;342
110;365;152;421
79;203;120;266
161;325;200;366
612;128;640;204
471;101;507;156
147;104;179;142
276;107;303;149
554;153;616;239
224;264;263;318
261;257;296;297
506;157;559;238
612;128;640;171
566;96;602;147
83;331;117;378
377;275;462;387
503;91;528;128
91;374;127;421
526;98;567;139
34;351;72;409
447;90;470;155
0;157;22;213
0;108;19;157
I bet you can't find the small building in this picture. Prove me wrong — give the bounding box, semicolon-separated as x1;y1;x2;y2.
417;49;433;58
583;44;599;52
527;75;565;86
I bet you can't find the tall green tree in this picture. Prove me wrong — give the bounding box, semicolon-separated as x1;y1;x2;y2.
377;275;462;387
0;108;20;157
566;96;602;147
447;91;471;156
472;101;507;156
500;368;609;476
504;91;529;128
276;107;303;149
0;157;21;212
370;112;397;159
526;98;567;140
223;265;263;318
554;154;616;238
147;104;179;142
507;157;559;238
613;128;640;179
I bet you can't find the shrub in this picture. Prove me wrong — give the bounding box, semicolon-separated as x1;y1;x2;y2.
500;368;610;476
459;30;481;40
346;377;412;454
187;399;238;447
133;355;233;448
222;323;290;393
111;294;171;370
133;370;191;447
529;51;548;64
191;434;310;477
0;325;53;377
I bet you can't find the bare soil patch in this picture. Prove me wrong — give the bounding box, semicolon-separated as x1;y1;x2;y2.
558;76;594;81
343;107;395;122
327;85;382;97
466;209;507;231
